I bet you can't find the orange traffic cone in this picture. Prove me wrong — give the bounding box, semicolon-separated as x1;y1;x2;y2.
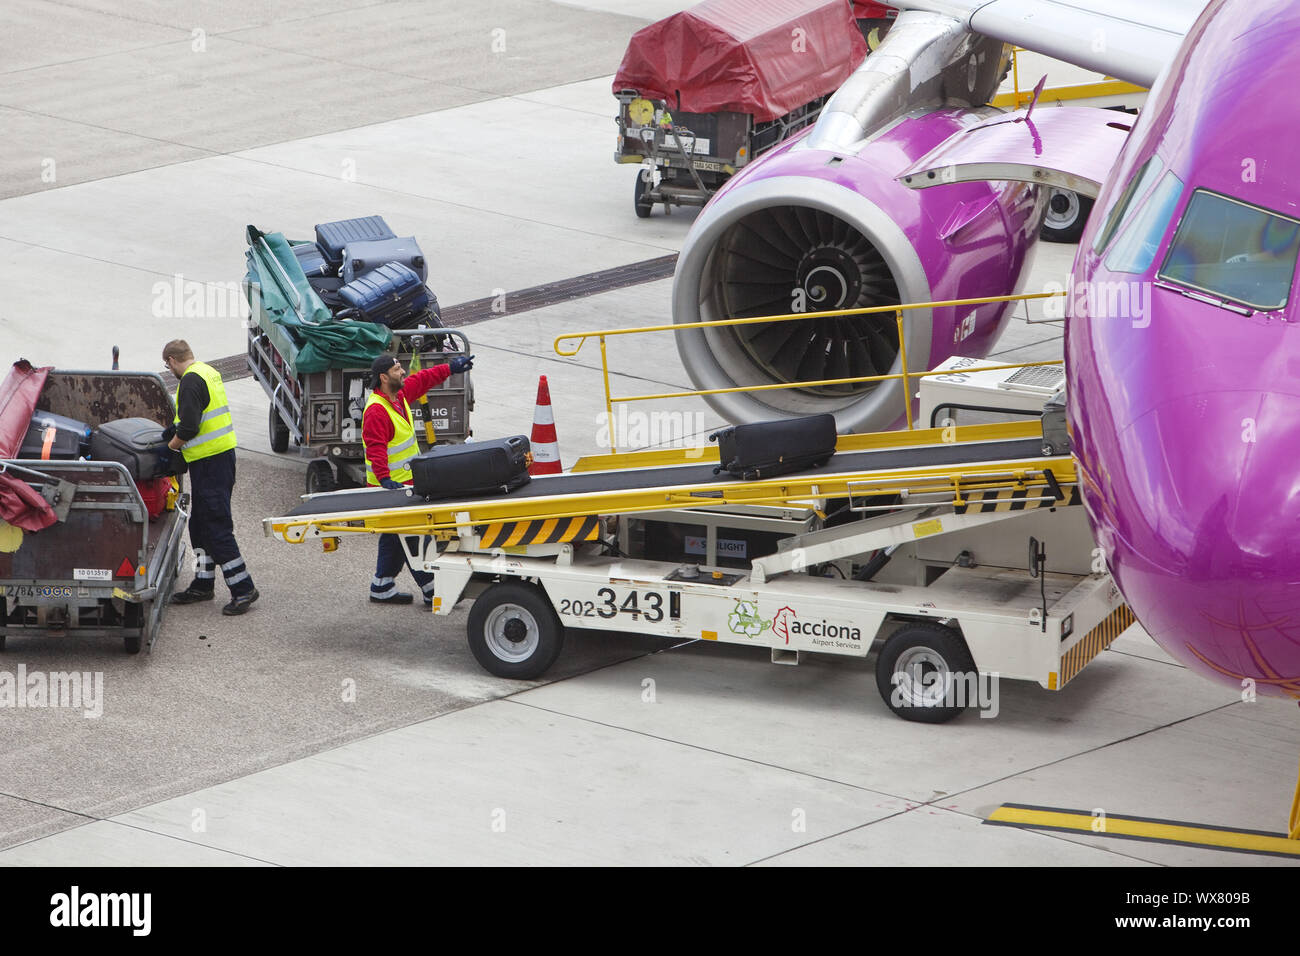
529;375;562;475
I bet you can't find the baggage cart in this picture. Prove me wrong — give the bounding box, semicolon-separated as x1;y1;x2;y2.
0;371;190;654
612;0;880;216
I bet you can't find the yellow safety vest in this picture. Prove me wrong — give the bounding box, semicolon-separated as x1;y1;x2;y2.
173;361;237;463
364;391;417;486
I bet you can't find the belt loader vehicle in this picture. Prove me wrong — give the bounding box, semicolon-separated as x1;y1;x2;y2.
265;388;1130;722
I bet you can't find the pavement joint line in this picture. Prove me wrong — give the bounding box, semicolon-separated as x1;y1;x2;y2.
0;36;192;78
0;807;283;866
736;800;1165;867
0;232;189;280
1107;647;1186;669
0;102;224;160
504;696;909;801
917;700;1246;815
214;30;623;106
223;151;685;254
32;0;392;45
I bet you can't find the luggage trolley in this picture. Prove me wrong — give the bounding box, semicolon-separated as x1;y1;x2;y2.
242;218;474;495
248;325;474;495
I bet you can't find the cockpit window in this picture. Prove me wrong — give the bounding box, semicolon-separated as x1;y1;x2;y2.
1091;155;1163;255
1104;171;1184;274
1158;190;1300;311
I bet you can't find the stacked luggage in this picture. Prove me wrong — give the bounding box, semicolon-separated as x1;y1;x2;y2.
293;215;441;330
17;411;181;518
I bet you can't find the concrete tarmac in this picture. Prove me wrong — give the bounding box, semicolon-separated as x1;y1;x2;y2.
1;0;1297;867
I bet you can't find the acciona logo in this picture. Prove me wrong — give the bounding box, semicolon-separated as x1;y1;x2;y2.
771;606;862;645
49;886;151;936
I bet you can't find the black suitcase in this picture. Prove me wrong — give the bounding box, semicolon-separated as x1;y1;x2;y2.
710;414;838;480
90;418;177;480
411;436;531;499
314;215;395;266
19;411;92;460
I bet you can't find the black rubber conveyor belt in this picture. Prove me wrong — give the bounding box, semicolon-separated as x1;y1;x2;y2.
283;437;1048;518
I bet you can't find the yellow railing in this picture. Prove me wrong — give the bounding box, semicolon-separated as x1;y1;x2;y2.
994;46;1146;110
554;290;1069;452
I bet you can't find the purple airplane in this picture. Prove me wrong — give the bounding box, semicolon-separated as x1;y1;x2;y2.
675;0;1300;699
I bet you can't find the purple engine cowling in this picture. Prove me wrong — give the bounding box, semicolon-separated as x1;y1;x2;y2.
672;106;1046;432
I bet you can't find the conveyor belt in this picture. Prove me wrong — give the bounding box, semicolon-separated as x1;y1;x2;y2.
285;437;1046;519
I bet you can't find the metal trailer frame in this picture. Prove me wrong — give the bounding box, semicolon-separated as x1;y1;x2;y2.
614;93;833;215
0;369;192;654
0;460;191;654
246;325;475;494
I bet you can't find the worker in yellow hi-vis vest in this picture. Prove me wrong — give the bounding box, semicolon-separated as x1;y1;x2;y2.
161;339;259;616
364;351;473;605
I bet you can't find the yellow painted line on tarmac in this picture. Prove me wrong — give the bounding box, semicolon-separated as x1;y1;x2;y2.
985;803;1300;859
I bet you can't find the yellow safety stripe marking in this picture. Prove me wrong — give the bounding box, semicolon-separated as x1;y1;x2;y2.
479;516;601;549
953;484;1081;514
1058;605;1135;689
986;803;1300;858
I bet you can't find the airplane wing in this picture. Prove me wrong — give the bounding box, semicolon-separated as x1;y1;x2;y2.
888;0;1212;87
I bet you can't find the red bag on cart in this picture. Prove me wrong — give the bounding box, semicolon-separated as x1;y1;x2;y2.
135;476;172;519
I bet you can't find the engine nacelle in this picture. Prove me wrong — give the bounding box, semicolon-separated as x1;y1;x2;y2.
672;107;1046;432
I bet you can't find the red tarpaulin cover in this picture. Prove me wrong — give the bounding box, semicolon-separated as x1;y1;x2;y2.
0;359;57;532
612;0;870;124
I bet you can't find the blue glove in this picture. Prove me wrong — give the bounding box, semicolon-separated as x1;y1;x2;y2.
153;444;172;469
380;478;403;491
448;354;475;374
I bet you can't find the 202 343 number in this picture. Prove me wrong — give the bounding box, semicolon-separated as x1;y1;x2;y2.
559;588;665;623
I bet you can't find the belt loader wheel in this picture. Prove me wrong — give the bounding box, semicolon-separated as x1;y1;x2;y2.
875;622;977;723
467;582;565;679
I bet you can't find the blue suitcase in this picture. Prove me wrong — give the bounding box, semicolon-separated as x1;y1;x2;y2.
314;216;395;266
341;236;427;283
292;241;334;278
338;263;431;327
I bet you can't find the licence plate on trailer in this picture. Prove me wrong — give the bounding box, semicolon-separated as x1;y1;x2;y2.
4;585;74;600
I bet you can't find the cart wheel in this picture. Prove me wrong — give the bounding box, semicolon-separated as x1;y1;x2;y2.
1040;188;1094;244
875;622;977;723
634;169;654;218
306;459;336;495
123;603;143;654
467;582;564;679
269;403;290;453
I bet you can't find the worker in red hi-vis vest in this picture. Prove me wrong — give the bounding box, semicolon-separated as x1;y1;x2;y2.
363;351;474;606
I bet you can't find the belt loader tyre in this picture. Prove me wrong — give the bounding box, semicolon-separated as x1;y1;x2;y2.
875;622;977;723
467;581;564;679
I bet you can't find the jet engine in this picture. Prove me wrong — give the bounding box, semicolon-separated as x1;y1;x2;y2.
671;12;1046;431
